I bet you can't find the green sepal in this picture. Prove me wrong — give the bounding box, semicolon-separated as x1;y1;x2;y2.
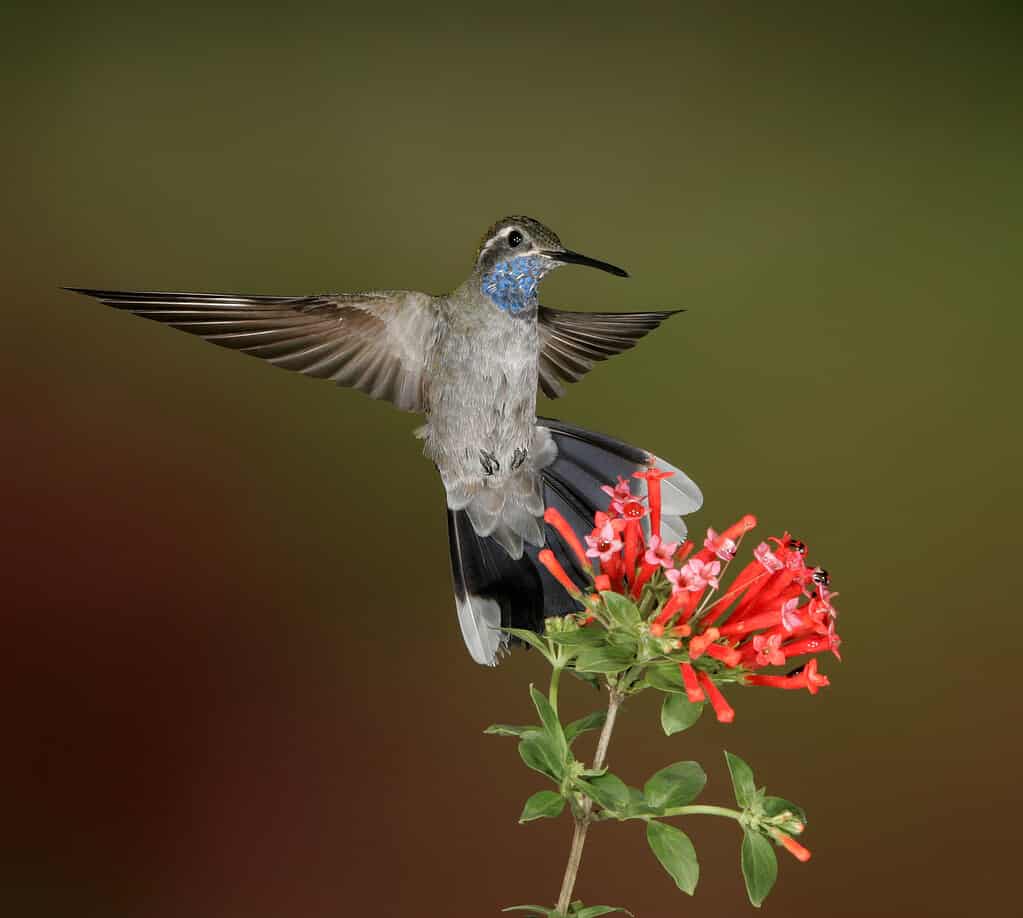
660;694;704;735
600;591;641;629
643;761;707;810
741;828;778;907
646;820;700;895
519;790;566;823
579;771;631;814
484;724;541;738
724;751;757;808
574;645;634;674
565;710;607;745
518;732;565;781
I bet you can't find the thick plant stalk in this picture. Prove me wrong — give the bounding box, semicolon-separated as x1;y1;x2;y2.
555;687;623;914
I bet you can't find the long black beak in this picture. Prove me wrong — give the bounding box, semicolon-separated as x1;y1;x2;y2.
544;249;629;278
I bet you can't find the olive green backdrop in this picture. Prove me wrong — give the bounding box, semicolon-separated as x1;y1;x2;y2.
3;2;1020;916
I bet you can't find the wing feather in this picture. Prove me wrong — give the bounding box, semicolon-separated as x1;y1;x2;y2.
67;288;439;413
537;305;682;398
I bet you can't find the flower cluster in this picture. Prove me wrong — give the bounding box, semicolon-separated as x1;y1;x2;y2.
538;464;842;729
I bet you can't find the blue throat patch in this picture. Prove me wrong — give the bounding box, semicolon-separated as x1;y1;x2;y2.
480;255;547;313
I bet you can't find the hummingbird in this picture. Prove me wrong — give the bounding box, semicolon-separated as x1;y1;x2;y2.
68;216;702;664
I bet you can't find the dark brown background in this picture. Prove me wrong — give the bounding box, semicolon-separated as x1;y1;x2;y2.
3;2;1020;915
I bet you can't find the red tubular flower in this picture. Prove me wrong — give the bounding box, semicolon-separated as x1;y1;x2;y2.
634;466;674;536
696;671;734;723
692;515;757;565
674;540;694;564
688;627;721;660
594;574;612;592
544;507;591;571
538;549;581;598
703;642;742;668
680;663;704;702
774;831;812;863
745;658;830;695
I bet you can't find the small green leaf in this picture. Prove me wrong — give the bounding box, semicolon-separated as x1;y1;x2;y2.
485;724;541;738
519;733;565;781
600;591;641;628
503;627;555;661
519;790;566;823
546;629;608;646
660;694;704;735
580;772;631;813
575;907;635;917
575;645;633;674
565;710;607;744
643;762;707;810
503;906;554;916
624;786;659;817
762;795;808;827
646;821;699;895
724;751;757;808
530;685;568;760
741;829;778;907
644;664;686;694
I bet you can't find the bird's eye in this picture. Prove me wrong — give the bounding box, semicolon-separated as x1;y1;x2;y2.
508;230;523;247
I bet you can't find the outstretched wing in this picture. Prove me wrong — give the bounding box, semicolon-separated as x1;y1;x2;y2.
537;305;683;398
67;288;439;413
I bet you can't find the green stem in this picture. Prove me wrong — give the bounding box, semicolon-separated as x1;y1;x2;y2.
549;664;563;716
661;804;743;820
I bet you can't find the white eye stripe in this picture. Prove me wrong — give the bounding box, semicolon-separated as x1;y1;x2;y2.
479;227;527;258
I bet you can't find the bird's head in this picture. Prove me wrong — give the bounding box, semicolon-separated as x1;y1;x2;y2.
474;216;628;314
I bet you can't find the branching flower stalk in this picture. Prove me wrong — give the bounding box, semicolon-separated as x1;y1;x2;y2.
490;466;843;918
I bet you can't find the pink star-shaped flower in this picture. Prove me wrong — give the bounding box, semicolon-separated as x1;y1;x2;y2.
584;521;624;563
644;534;678;569
704;528;737;562
753;633;786;667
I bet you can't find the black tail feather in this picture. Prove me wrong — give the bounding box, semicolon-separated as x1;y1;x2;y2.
448;419;677;664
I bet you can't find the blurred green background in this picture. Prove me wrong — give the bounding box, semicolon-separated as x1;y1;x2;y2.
3;2;1020;915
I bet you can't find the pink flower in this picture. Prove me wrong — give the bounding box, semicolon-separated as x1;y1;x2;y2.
684;558;721;591
754;541;784;573
780;597;804;632
704;528;737;562
644;534;678;569
753;633;786;667
600;476;633;515
584;521;624;563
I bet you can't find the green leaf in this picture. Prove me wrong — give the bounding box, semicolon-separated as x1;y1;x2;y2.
643;762;707;810
741;829;778;907
546;629;608;646
519;732;565;781
600;591;641;628
762;795;808;827
624;786;659;818
503;906;554;916
503;627;555;661
565;710;607;744
575;907;634;917
574;645;634;674
567;667;602;689
724;751;757;808
644;664;686;694
519;790;566;823
646;821;699;895
580;772;631;814
485;723;541;738
660;694;704;735
530;685;568;761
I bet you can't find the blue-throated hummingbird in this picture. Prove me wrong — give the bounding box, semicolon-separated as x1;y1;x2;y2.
68;215;702;664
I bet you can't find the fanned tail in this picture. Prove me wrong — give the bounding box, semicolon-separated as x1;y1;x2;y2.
447;418;702;665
